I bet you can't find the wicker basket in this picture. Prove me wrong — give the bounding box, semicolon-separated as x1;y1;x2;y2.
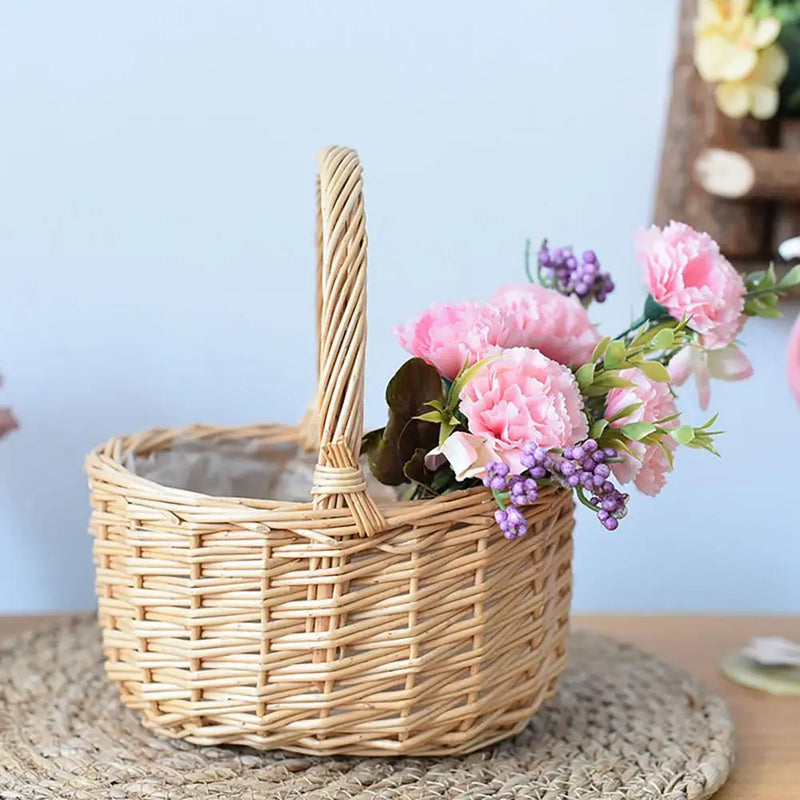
86;146;575;757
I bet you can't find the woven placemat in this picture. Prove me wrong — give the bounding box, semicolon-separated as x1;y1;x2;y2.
0;616;734;800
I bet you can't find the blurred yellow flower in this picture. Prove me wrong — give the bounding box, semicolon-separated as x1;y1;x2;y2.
694;0;787;119
716;44;789;118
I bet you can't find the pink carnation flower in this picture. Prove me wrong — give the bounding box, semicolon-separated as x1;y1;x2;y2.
605;368;679;496
490;283;600;367
0;375;16;441
459;347;588;470
789;312;800;407
394;301;519;380
635;221;745;348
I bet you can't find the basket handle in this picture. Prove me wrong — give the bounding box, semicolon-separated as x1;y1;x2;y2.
309;146;387;537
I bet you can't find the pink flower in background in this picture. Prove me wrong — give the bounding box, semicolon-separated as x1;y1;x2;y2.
394;301;519;380
0;375;19;439
0;375;17;441
605;368;679;496
490;283;600;367
788;313;800;406
669;341;753;410
0;407;17;440
459;347;588;469
635;221;746;348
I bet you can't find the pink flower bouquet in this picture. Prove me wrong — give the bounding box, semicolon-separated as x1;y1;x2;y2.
364;222;800;536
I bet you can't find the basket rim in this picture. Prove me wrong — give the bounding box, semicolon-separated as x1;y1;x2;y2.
85;422;570;540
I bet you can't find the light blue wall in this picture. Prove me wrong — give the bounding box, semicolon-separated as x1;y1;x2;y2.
1;0;798;613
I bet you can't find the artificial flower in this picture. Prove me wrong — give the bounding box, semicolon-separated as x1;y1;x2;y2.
695;0;781;82
537;242;615;303
715;44;788;119
0;407;16;440
459;347;588;466
694;0;786;119
636;221;746;348
788;312;800;406
490;283;601;367
0;375;17;441
605;368;679;497
424;431;522;480
669;341;753;410
394;301;519;380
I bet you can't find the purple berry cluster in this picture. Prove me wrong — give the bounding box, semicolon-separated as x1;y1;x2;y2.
538;241;615;303
556;441;628;531
484;438;629;539
484;461;541;540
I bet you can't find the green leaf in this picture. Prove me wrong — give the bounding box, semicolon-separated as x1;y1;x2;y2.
607;401;643;423
779;263;800;288
601;434;639;458
644;294;673;322
651;328;675;350
604;340;626;369
449;355;498;403
590;418;610;438
591;374;638;390
698;413;719;430
658;438;675;470
620;421;658;441
363;358;445;485
638;360;671;382
745;295;782;318
438;419;458;446
414;410;444;423
672;424;696;445
767;262;778;286
762;291;779;308
402;449;437;494
575;362;596;389
591;336;611;362
745;269;766;289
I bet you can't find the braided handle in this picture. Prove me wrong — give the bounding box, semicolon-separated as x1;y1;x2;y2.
309;147;387;537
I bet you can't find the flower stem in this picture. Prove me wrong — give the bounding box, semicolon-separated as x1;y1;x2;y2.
575;486;598;511
492;488;508;510
744;286;786;300
614;315;648;341
524;238;535;283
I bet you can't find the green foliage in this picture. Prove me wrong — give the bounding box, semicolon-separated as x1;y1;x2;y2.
744;263;800;317
361;358;444;486
575;314;723;461
620;421;657;441
756;0;800;24
643;294;672;323
421;355;498;445
669;414;722;456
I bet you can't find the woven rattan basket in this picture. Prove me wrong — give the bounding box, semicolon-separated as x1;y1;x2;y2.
85;146;575;757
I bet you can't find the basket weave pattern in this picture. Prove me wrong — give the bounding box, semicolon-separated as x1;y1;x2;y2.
86;147;575;756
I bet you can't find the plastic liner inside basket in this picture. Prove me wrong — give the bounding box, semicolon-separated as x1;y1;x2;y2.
126;436;398;503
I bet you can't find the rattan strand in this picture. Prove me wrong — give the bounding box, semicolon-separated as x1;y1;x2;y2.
84;147;575;756
0;617;734;799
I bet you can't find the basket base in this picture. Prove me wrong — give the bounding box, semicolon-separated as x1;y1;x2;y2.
0;616;733;799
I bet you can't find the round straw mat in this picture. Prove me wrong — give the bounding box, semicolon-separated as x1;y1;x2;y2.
0;616;733;799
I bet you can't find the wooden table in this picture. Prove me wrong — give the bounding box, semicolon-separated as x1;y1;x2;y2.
1;615;797;798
